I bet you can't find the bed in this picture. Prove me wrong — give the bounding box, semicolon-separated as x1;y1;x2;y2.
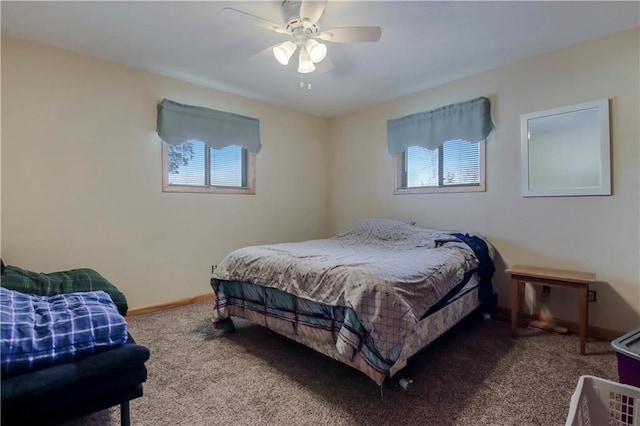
210;219;496;386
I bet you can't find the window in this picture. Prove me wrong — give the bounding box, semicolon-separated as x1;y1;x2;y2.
395;139;485;194
387;96;493;195
162;140;255;194
157;99;261;195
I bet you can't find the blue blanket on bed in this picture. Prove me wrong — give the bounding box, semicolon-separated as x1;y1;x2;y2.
0;287;128;377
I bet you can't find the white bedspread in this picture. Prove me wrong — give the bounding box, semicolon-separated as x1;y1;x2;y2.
212;219;478;359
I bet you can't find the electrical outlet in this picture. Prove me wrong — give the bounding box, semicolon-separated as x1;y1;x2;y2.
587;290;597;302
540;285;551;302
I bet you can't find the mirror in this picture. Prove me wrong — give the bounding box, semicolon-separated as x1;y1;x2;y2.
521;99;611;197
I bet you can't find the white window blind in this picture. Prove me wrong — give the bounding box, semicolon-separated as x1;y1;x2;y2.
442;139;480;186
210;145;244;187
401;139;482;190
167;140;247;188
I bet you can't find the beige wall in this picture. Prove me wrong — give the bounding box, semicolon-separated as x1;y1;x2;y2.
2;29;639;331
327;28;640;332
1;37;330;309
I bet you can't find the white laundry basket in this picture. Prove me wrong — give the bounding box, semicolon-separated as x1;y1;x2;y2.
566;375;640;426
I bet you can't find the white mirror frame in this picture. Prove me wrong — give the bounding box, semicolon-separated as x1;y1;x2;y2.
520;99;611;197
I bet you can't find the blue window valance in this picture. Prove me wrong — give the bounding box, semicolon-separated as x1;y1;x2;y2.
156;99;261;154
387;96;494;155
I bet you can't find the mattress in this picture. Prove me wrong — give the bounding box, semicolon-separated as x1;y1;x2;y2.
213;274;483;385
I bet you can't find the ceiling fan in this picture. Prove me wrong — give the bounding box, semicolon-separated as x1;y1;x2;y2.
221;0;382;75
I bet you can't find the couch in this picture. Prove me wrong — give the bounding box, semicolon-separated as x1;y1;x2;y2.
1;262;150;426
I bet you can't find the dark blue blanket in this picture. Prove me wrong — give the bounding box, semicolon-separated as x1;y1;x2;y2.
451;233;496;306
420;233;495;320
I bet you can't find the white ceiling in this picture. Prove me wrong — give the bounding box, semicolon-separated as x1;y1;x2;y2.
2;1;638;118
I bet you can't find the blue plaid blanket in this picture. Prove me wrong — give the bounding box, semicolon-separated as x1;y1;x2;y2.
0;287;128;377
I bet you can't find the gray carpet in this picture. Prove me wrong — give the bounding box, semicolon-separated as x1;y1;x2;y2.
68;302;619;426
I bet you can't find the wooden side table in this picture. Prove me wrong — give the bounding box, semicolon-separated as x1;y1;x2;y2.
506;264;596;355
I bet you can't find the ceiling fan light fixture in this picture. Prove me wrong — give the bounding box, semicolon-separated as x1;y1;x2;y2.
273;40;296;65
305;39;327;63
298;49;316;74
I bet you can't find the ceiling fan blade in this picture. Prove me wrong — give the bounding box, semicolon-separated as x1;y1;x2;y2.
300;0;327;26
249;44;278;62
315;55;334;73
221;7;288;34
317;26;382;43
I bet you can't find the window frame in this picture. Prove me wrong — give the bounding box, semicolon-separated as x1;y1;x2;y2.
393;140;486;195
161;141;256;195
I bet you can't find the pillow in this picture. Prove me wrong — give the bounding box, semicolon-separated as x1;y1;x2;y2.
335;218;419;240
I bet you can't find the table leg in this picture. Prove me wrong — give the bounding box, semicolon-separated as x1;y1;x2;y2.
579;286;588;355
511;277;519;335
518;280;525;327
